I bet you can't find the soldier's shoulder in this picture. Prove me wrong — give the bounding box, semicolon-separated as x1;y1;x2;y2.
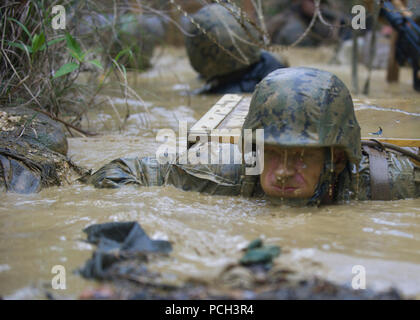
359;147;420;200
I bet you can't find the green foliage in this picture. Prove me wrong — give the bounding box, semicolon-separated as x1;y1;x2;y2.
5;19;103;79
65;32;83;62
6;17;65;58
7;17;31;39
1;0;152;132
31;33;45;53
87;59;103;70
53;32;103;79
53;62;79;79
114;47;134;62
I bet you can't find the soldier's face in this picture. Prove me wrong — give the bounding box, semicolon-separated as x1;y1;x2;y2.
260;146;325;199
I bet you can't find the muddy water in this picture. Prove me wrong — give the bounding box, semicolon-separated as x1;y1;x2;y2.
1;47;419;299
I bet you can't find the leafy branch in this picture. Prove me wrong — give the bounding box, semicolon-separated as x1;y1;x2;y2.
53;32;103;79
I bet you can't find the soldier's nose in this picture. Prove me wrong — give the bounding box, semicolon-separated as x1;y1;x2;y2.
274;162;295;178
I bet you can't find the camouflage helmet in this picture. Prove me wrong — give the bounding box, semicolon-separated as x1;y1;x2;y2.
243;67;361;165
184;4;261;80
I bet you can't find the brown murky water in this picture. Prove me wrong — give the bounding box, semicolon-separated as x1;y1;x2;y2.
1;47;419;299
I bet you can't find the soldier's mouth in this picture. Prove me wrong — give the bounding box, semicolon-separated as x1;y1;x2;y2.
271;184;299;193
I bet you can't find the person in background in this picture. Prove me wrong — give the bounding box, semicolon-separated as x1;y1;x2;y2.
183;3;288;94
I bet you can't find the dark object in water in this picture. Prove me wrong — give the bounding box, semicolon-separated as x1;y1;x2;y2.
380;1;420;91
79;221;172;280
196;51;288;94
77;266;404;300
76;226;405;300
79;286;116;300
240;238;281;267
369;127;383;136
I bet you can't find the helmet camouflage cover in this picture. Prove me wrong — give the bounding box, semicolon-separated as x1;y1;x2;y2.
243;67;361;165
185;3;261;80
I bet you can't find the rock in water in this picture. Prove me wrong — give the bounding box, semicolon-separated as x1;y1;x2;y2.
0;106;84;193
239;238;281;267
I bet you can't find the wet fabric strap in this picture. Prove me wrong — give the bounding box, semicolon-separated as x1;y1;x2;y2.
363;146;392;200
240;175;257;197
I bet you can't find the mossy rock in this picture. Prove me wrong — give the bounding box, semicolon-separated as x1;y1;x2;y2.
0;106;68;155
0;106;85;193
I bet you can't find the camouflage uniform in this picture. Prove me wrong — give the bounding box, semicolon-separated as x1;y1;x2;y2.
184;4;287;94
84;68;420;203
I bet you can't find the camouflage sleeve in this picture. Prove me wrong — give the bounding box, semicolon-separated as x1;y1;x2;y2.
83;156;244;196
166;162;243;195
84;157;169;188
387;150;420;199
357;149;420;200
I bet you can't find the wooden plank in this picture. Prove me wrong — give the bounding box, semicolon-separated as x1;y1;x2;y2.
209;96;252;144
188;94;243;143
217;96;252;130
189;94;420;148
361;138;420;147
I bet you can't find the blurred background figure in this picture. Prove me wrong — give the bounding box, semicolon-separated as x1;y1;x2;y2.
266;0;352;47
72;2;168;70
183;3;288;94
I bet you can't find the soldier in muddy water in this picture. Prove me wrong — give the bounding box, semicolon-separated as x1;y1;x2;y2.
82;67;420;205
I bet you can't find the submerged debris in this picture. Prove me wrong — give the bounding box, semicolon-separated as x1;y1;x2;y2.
76;226;405;300
76;266;404;300
239;238;281;268
79;221;172;280
79;286;116;300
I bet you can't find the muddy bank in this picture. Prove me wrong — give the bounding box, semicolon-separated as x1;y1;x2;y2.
74;269;404;300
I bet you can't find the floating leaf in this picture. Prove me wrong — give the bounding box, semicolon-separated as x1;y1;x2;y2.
239;239;281;267
247;238;263;250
